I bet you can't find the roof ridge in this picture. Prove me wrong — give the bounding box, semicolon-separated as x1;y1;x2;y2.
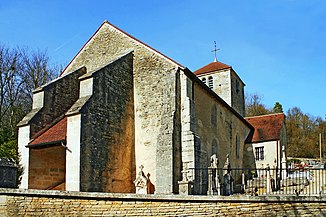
194;61;231;75
61;20;184;76
103;20;184;68
245;113;284;119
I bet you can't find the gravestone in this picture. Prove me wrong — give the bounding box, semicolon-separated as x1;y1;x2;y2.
0;158;17;188
223;154;233;196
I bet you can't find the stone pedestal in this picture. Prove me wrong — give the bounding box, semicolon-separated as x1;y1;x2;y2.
178;180;192;195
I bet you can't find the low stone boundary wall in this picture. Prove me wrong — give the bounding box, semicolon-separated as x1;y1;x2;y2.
0;188;325;216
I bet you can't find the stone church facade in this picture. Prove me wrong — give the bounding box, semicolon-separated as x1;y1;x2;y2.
18;21;262;194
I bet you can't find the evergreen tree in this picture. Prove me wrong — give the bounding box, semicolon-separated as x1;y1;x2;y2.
273;102;283;113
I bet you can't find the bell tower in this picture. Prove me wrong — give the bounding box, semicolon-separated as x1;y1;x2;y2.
194;58;245;116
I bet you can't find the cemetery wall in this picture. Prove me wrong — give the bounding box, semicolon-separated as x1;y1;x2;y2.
0;188;326;216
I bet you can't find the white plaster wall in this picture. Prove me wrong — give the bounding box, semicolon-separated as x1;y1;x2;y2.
134;94;159;186
32;91;44;109
18;125;30;189
79;78;93;97
252;141;278;169
66;114;81;191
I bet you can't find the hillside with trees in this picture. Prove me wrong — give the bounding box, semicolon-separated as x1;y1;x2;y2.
246;93;326;158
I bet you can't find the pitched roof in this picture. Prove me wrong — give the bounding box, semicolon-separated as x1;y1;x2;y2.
61;20;184;76
194;61;231;76
29;117;67;146
245;113;285;143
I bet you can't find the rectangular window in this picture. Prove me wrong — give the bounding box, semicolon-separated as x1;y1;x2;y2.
255;147;264;161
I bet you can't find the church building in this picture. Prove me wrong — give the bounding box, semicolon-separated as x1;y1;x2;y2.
17;21;284;195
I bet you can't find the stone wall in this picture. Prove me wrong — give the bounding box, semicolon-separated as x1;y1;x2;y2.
196;68;245;117
61;21;181;193
192;81;251;194
1;189;325;216
78;52;134;193
230;70;245;116
194;82;251;168
19;67;86;137
28;145;65;190
17;67;87;189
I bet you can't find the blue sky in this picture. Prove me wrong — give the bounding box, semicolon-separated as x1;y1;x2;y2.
1;0;325;118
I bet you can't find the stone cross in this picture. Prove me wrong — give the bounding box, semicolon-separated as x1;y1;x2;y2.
139;165;144;173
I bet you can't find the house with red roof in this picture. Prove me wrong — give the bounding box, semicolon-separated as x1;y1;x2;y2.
17;20;285;195
245;113;287;170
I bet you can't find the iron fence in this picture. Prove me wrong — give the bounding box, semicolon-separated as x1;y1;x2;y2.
188;167;326;196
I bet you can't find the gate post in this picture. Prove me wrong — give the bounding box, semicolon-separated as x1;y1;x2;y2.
207;167;213;195
266;166;271;194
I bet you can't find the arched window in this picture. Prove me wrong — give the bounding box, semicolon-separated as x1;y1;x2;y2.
211;105;217;127
236;135;240;159
202;77;206;85
208;76;213;89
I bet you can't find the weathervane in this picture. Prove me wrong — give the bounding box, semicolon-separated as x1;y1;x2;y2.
211;41;220;62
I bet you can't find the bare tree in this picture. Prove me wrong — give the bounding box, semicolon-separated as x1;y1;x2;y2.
18;47;59;106
245;93;270;117
0;44;59;140
0;45;23;133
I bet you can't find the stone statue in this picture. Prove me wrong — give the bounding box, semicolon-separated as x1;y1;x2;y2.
210;154;219;168
210;154;219;194
134;165;156;194
134;165;147;194
223;154;233;196
223;154;231;175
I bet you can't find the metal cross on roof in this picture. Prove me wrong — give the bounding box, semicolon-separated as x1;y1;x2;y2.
211;41;220;62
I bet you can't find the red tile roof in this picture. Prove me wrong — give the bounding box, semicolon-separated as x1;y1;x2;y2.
245;113;285;143
29;117;67;146
193;61;231;76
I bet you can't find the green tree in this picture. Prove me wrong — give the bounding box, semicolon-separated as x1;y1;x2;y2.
0;43;59;186
286;107;325;158
273;102;283;113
